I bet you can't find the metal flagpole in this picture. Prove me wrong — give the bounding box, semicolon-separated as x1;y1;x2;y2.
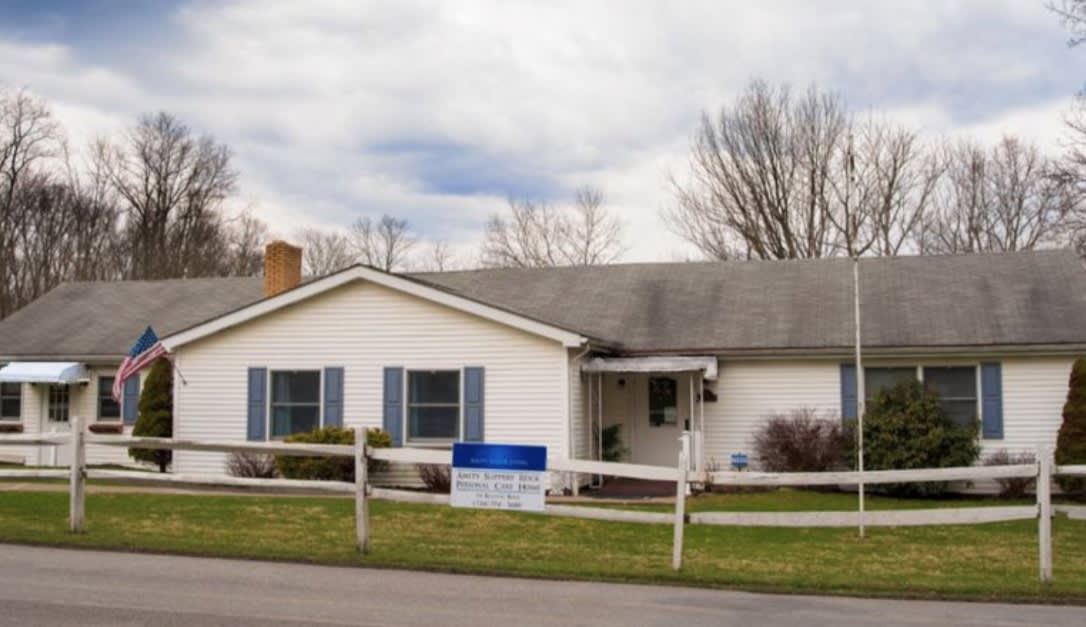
854;257;866;539
847;131;866;539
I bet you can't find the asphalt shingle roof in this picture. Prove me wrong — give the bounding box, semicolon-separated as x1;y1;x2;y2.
0;277;265;360
2;250;1085;359
415;250;1086;353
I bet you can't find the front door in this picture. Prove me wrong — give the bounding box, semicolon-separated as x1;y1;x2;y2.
43;384;72;466
636;375;685;467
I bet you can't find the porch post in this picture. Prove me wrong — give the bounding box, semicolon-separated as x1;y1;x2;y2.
698;376;705;474
688;375;695;473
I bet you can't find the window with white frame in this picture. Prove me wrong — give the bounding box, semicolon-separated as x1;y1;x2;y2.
0;382;21;420
270;370;321;438
863;365;978;429
97;376;121;421
922;366;978;427
48;385;70;422
864;367;916;401
407;370;460;442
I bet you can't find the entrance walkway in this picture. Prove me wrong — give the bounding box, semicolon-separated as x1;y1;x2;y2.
591;478;677;498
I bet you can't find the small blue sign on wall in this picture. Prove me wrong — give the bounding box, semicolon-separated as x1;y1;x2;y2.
451;442;547;512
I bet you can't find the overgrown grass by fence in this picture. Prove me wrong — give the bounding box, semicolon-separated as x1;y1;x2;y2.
2;416;1083;583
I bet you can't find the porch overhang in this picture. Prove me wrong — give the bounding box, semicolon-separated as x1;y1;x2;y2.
582;356;718;381
0;361;90;384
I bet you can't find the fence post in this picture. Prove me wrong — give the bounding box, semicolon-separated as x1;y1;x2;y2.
354;427;369;553
1037;444;1052;584
672;433;689;571
69;416;85;533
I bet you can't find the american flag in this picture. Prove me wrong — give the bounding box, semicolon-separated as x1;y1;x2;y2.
112;326;168;402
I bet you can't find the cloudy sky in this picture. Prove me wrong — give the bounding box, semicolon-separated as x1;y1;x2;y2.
0;0;1082;261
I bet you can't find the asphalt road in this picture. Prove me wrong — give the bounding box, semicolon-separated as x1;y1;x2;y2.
0;544;1080;626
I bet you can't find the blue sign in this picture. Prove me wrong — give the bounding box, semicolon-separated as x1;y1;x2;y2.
452;442;547;472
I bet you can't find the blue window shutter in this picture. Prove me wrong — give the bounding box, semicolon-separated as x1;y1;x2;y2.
122;375;140;425
324;367;344;428
247;368;267;441
383;367;403;446
981;362;1003;439
840;364;857;422
463;367;485;442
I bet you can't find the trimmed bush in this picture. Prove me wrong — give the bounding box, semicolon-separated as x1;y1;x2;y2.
275;427;392;482
418;464;451;493
984;449;1036;499
753;408;850;473
859;380;981;497
1056;358;1086;495
226;452;278;479
129;358;173;472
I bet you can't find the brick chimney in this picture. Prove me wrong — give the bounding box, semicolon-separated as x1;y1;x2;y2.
263;240;303;298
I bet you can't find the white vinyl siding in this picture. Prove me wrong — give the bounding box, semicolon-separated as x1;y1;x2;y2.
699;356;1074;484
172;280;570;475
702;360;841;471
567;349;589;490
983;356;1074;458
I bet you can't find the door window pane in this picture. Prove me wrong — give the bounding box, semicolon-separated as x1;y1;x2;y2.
407;371;460;441
48;385;70;422
270;371;321;438
98;377;121;421
649;377;678;427
0;382;20;420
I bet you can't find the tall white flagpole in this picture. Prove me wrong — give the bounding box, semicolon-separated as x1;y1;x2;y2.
854;257;865;539
847;130;866;539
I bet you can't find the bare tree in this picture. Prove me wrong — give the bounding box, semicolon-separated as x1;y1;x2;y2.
481;198;567;267
481;185;625;267
564;186;626;265
848;120;942;256
923;137;1077;253
0;87;63;317
350;214;417;272
667;81;849;260
418;240;458;272
1051;0;1086;46
97;112;238;279
221;210;268;277
298;227;355;276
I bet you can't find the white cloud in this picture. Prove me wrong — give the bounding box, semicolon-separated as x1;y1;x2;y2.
1;0;1081;262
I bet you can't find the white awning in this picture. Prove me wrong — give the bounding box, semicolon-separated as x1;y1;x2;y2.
582;356;718;381
0;362;90;384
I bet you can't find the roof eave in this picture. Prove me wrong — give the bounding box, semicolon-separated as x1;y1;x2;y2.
614;343;1086;359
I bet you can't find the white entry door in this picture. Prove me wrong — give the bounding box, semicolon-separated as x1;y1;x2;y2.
630;375;685;468
43;384;73;467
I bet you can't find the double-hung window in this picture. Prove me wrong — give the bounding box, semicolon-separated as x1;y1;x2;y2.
0;383;20;421
864;367;916;402
270;370;321;438
922;366;978;427
407;370;460;442
97;376;121;421
862;365;979;429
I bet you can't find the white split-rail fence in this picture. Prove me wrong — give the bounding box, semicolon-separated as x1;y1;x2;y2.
1;416;1084;581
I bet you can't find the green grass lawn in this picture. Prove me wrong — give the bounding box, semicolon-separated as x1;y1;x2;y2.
0;488;1083;603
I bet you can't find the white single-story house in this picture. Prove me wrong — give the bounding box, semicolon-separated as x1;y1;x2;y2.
2;241;1084;491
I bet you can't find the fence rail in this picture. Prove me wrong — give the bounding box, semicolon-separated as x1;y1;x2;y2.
0;417;1081;582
